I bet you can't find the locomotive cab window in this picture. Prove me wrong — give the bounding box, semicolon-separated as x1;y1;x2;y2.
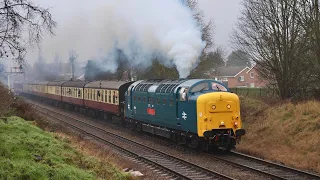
190;83;209;93
211;82;228;92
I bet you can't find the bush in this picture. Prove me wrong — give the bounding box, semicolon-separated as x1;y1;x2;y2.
0;84;39;121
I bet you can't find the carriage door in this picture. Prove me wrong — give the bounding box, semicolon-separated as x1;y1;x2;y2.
125;86;133;118
176;87;188;129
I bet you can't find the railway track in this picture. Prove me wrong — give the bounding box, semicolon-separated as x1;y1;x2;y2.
33;103;234;180
132;131;320;180
29;100;320;180
222;151;320;180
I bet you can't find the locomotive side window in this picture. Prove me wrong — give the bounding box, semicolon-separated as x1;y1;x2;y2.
163;98;167;105
169;99;174;106
148;97;154;104
179;88;188;101
143;97;146;103
157;98;160;104
138;96;141;102
134;96;136;101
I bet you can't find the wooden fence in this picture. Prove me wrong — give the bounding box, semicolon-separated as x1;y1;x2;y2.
229;87;277;99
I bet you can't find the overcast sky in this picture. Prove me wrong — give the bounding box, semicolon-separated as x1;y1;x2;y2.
23;0;243;65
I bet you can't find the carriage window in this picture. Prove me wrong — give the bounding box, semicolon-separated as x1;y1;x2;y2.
112;91;116;104
78;89;81;98
115;91;118;104
211;82;228;92
163;98;167;105
190;83;209;93
105;91;108;102
108;90;111;103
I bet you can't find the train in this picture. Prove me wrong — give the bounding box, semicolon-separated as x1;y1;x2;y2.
14;78;246;151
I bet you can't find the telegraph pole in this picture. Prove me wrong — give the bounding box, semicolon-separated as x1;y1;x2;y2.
5;65;24;91
69;49;77;81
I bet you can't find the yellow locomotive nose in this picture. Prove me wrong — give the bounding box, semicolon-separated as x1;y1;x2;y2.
196;92;245;138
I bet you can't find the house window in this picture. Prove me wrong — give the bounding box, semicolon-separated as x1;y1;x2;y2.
250;72;254;78
239;76;245;81
222;77;228;82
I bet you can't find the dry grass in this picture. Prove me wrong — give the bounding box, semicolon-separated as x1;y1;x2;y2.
238;97;320;174
46;125;167;180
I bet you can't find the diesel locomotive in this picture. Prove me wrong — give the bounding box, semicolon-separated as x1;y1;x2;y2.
15;78;246;151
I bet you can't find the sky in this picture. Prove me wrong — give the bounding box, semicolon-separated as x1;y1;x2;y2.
22;0;243;66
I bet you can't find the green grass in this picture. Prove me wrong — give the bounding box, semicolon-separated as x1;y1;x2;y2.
0;116;131;180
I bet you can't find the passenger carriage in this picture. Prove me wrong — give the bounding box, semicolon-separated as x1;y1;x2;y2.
83;81;134;117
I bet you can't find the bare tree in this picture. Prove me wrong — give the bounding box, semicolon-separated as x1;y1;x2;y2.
233;0;318;99
0;0;56;64
186;0;214;53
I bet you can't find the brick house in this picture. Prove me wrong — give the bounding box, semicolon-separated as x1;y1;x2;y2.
211;65;267;88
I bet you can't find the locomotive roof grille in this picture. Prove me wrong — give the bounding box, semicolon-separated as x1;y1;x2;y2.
134;79;188;93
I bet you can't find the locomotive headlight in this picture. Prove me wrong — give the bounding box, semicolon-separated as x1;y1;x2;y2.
220;121;225;125
226;104;231;109
211;105;216;110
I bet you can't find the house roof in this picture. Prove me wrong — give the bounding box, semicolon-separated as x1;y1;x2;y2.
216;66;249;77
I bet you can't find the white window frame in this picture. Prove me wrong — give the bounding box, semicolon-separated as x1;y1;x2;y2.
250;72;254;78
239;76;245;81
222;77;228;82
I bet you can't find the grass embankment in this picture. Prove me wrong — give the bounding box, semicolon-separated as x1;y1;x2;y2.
238;97;320;174
0;84;133;180
0;117;131;180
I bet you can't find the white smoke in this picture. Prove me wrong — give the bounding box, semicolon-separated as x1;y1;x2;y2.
28;0;206;78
